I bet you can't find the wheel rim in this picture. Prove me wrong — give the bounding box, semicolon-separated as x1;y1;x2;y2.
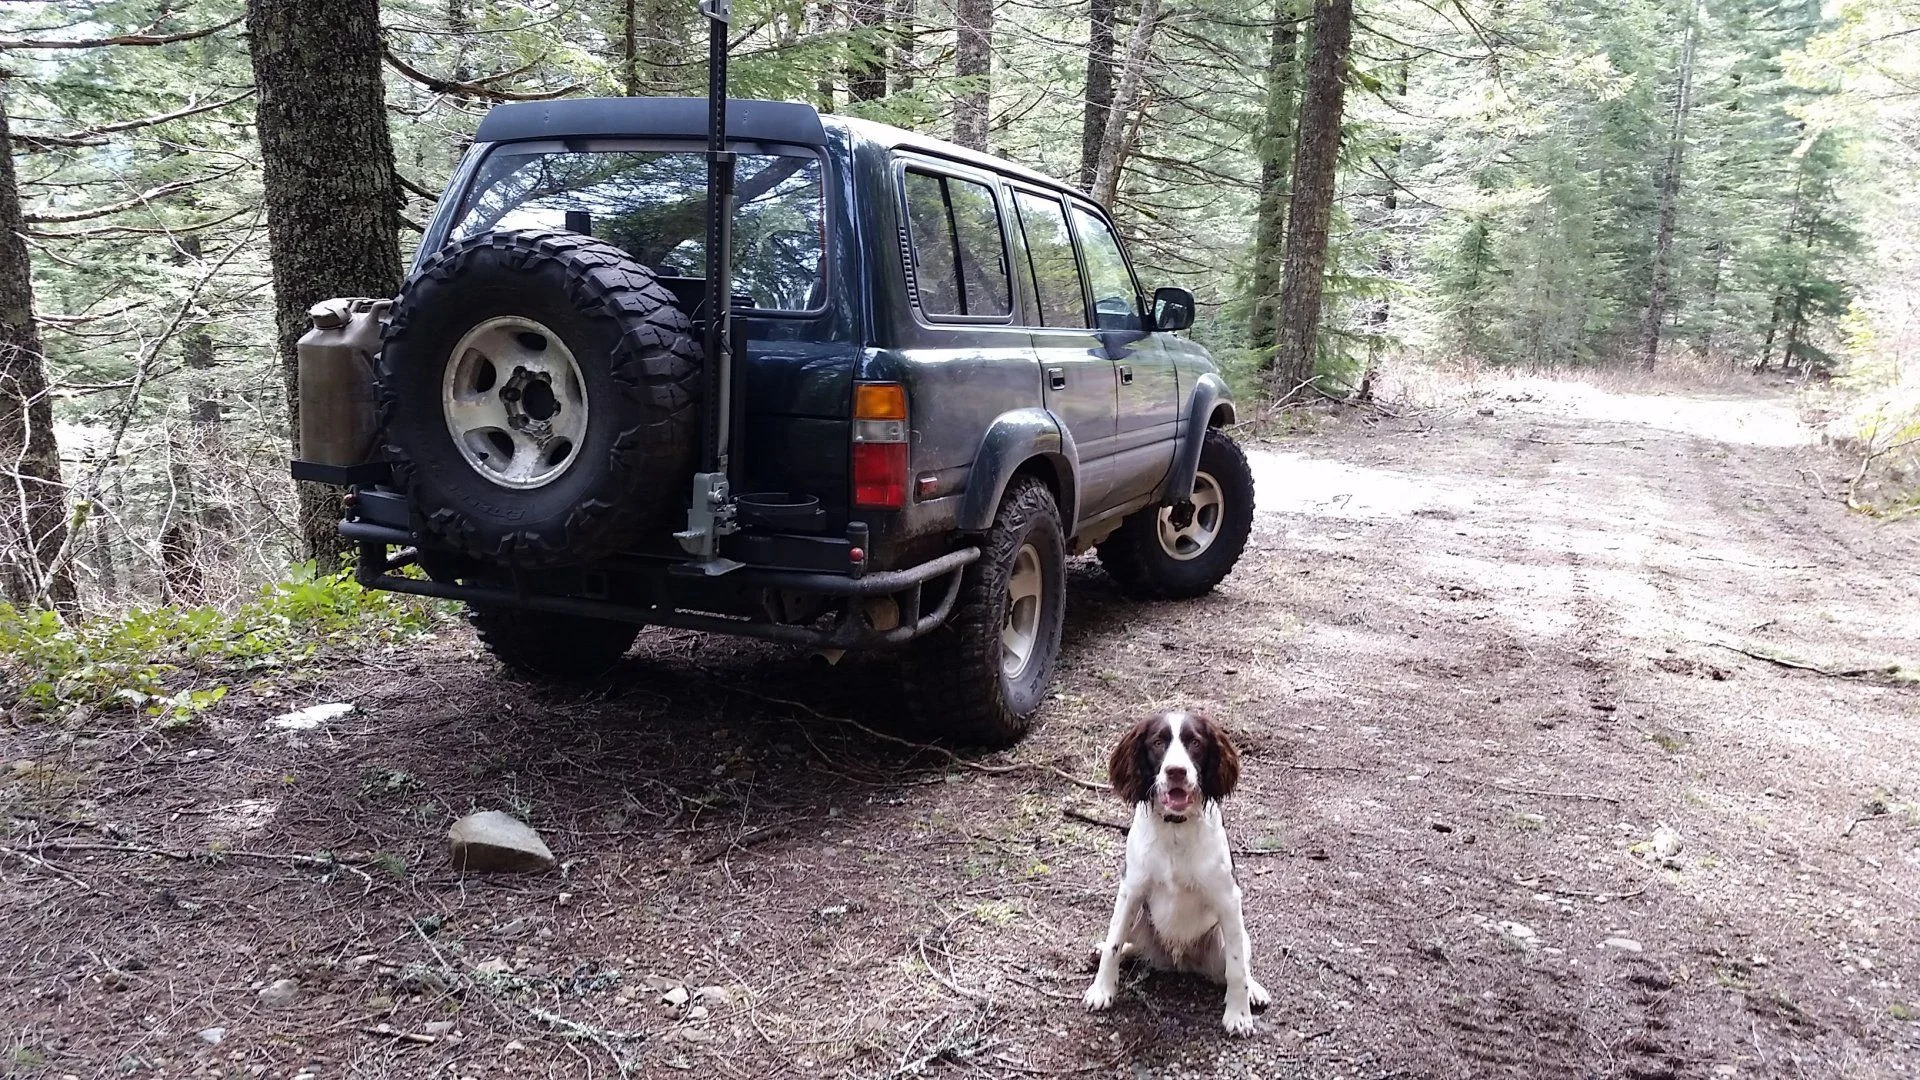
442;316;588;489
1001;543;1044;680
1157;470;1224;561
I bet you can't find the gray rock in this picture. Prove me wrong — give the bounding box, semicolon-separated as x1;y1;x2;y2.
197;1027;226;1045
447;811;555;873
1604;937;1644;953
258;978;301;1007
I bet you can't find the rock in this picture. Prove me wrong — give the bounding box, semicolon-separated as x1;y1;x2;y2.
1651;826;1683;859
1604;937;1644;953
197;1027;226;1045
504;1040;526;1053
271;702;355;730
693;985;733;1006
420;1021;455;1036
687;1004;709;1021
447;811;555;873
661;985;690;1008
257;979;301;1007
1498;921;1536;942
473;959;512;976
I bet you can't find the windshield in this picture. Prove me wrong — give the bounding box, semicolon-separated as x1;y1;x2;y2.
449;148;825;312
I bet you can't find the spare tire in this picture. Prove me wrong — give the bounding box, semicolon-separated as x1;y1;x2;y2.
377;229;701;567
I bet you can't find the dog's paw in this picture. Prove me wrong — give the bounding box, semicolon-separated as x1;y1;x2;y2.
1083;982;1117;1011
1247;977;1271;1011
1222;1005;1257;1037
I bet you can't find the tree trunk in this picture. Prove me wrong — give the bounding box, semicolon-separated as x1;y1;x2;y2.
246;0;402;572
622;0;641;96
849;0;887;102
953;0;993;151
1270;0;1352;396
1247;3;1300;357
1080;0;1116;191
1638;0;1698;371
890;0;917;92
0;88;76;611
1090;0;1163;208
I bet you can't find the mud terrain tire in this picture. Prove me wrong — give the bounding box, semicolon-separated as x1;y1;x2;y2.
466;604;640;680
1098;427;1255;599
903;477;1066;747
378;229;700;568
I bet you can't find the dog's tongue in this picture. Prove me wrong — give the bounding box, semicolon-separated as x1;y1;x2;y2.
1165;788;1193;813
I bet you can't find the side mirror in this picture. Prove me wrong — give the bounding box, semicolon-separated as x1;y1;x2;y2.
1152;286;1195;332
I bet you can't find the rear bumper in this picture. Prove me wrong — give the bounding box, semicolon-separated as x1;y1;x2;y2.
343;520;978;649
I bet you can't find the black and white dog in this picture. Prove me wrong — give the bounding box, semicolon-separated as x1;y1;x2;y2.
1083;709;1268;1035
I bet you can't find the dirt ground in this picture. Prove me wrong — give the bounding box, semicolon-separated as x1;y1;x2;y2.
4;376;1918;1080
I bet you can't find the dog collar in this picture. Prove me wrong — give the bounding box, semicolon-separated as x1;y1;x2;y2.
1162;813;1188;824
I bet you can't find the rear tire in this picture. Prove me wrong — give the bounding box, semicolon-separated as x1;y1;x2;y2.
466;605;640;680
902;477;1066;747
1098;427;1255;599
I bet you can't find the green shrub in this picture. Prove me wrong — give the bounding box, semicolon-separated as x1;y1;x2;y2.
0;563;441;726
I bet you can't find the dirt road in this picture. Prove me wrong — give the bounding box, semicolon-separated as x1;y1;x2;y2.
5;379;1918;1079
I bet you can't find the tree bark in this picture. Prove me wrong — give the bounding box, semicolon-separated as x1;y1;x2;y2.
953;0;993;150
0;87;76;611
1080;0;1116;191
849;0;888;102
246;0;402;571
1089;0;1162;208
890;0;917;92
1247;3;1301;358
1639;0;1698;371
1270;0;1352;396
622;0;641;96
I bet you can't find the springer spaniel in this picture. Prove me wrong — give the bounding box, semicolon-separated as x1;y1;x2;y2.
1083;709;1269;1035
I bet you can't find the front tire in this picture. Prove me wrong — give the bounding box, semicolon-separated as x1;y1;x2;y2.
1098;427;1255;599
903;477;1066;747
466;605;640;680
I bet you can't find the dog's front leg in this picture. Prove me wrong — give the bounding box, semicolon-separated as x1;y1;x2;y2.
1218;886;1264;1035
1083;885;1142;1011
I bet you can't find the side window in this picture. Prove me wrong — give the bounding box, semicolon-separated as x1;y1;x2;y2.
1068;203;1143;332
1013;191;1089;329
901;168;1011;318
902;171;961;315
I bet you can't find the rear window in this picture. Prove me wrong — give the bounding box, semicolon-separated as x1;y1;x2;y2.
449;149;824;312
900;168;1012;319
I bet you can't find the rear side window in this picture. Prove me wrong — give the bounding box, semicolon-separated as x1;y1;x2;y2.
1012;192;1089;329
1069;203;1143;332
901;169;1011;318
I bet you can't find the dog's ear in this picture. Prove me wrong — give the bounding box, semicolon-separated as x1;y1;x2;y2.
1107;715;1158;805
1193;712;1240;801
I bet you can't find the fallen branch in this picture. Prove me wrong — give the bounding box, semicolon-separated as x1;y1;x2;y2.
1443;772;1622;804
1842;812;1892;839
0;844;107;894
1697;640;1901;680
1062;808;1128;834
706;678;1110;791
694;823;793;863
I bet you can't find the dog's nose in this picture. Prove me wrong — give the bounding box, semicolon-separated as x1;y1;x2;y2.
1164;766;1188;784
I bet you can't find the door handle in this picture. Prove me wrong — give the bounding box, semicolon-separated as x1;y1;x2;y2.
1119;365;1133;385
1048;368;1066;391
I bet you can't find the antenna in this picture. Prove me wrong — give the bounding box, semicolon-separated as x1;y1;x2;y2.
676;0;742;572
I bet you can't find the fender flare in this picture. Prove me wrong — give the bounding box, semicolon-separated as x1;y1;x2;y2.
1159;372;1236;504
958;408;1081;536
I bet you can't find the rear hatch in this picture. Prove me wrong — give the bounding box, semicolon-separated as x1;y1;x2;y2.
422;133;859;551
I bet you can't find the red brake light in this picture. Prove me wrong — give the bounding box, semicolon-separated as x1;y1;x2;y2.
853;442;908;509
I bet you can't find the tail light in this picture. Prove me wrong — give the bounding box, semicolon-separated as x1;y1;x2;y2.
852;381;909;509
